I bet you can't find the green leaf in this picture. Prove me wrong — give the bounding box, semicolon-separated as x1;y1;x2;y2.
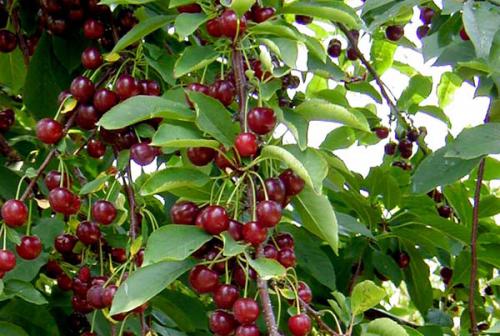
221;232;247;257
463;0;500;58
175;13;208;40
140;167;210;196
307;52;345;81
351;280;386;315
174;45;219;78
282;108;309;150
363;318;409;336
320;126;356;151
246;256;286;280
284;145;328;194
402;243;433;315
345;82;382;104
0;48;26;94
397;75;432;110
0;322;29;336
188;92;240;148
365;167;401;210
411;147;482;194
230;0;256;17
445;123;500;159
292;186;338;253
414;105;451;128
261;38;298;68
437;72;463;108
110;259;196;315
143;225;212;265
152;123;219;148
336;213;373;238
370;38;397;76
372;251;403;286
79;175;110;195
3;280;47;305
281;1;361;29
112;15;169;53
3;254;48;283
98;96;194;130
478;195;500;218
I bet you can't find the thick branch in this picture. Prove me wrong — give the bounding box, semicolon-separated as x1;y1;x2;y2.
8;0;30;66
0;133;22;162
299;298;340;336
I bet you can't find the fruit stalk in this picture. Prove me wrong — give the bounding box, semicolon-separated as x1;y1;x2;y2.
121;162;139;240
299;297;340;335
232;45;280;336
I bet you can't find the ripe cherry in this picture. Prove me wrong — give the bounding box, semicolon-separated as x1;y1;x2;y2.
398;139;413;155
275;232;294;249
233;298;259;324
0;29;17;52
187;147;216;166
236;324;261;336
242;221;268;246
87;284;106;309
248;107;276;135
250;59;271;81
16;236;42;260
1;200;28;227
252;6;275;23
396;251;410;269
215;148;237;171
111;248;127;263
278;247;296;268
438;205;452;218
189;265;219;293
81;47;103;70
45;171;71;191
288;314;312;336
263;244;278;260
279;169;305;196
420;7;435;24
83;19;105;39
48;187;77;214
386;25;404;41
55;233;78;254
185;83;210;108
0;108;15;132
76;221;101;245
102;284;117;307
87;139;106;158
298;281;312;303
327;39;342;58
130;142;158;166
0;249;16;272
346;47;358;61
92;200;117;225
177;3;201;13
459;27;469;41
256;200;282;228
75;104;99;130
197;205;229;235
70;76;95;103
170;201;199;225
417;25;430;39
93;88;118;113
374;126;389;139
295;15;312;25
209;310;237;336
384;142;397;156
141;80;161;96
235;133;258;157
36;118;64;144
57;273;73;291
440;267;453;285
484;286;494;296
220;9;247;39
233;264;257;288
115;74;141;100
228;219;244;241
213;284;239;309
407;128;420;142
45;260;63;279
257;178;287;205
206;18;223;38
209;79;235;106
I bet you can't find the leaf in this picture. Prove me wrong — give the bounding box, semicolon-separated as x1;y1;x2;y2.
284;145;328;194
363;318;409;336
336;213;373;238
175;13;208;39
370;38;397;76
140;168;210;196
426;308;453;327
397;75;432;110
292;186;338;253
230;0;255;17
246;256;286;280
351;280;386;315
174;45;219;78
221;232;247;257
412;147;482;194
0;167;21;200
414;105;451;128
372;251;403;286
3;280;47;305
320;126;357;151
402;243;433;315
3;254;48;283
294;99;370;132
188;92;240;148
445;123;500;159
345;82;382;104
112;15;169;53
152;123;219;148
0;322;29;336
79;175;110;195
261;38;298;68
463;0;500;58
437;72;463;108
281;1;361;29
98;96;194;130
110;259;196;315
0;48;26;94
143;225;212;265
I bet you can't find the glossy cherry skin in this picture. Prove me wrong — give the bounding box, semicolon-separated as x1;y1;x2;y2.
277;247;296;268
213;284;240;309
45;260;63;279
0;108;15;132
242;221;268;246
187;147;216;166
215;147;237;171
295;15;313;25
48;187;74;214
326;40;341;59
16;236;42;260
233;298;259;324
275;232;294;249
0;29;17;52
1;200;28;227
70;76;95;103
130;143;157;166
83;19;105;39
346;47;358;61
87;139;106;158
54;233;78;254
81;47;103;70
209;80;235;106
102;284;117;307
36;118;64;144
256;200;282;228
384;142;397;156
185;83;210;108
93;88;118;113
438;205;452;218
111;248;127;263
288;313;312;336
257;178;287;205
407;128;420;142
87;284;106;309
252;6;275;23
57;273;73;291
374;126;389;139
459;27;469;41
228;219;244;241
209;310;237;336
170;201;199;225
440;267;453;285
76;221;101;245
235;132;258;157
220;9;247;39
298;281;312;303
236;324;261;336
420;7;435;24
188;265;219;294
45;171;71;191
247;107;276;135
206;18;223;38
263;244;278;260
92;200;117;225
197;205;229;235
75;104;99;130
115;74;141;100
177;3;201;13
396;251;410;269
386;25;404;41
279;169;305;196
232;264;257;288
0;249;16;272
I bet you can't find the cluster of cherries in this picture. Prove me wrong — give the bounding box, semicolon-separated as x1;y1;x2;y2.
326;30;360;61
372;125;420;171
426;188;454;219
417;7;435;39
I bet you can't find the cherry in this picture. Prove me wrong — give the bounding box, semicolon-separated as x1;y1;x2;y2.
55;233;78;254
275;232;294;249
295;15;313;25
252;6;275;23
115;74;141;100
235;133;258;157
242;221;268;246
170;201;199;225
45;260;63;278
206;18;223;38
117;8;138;29
256;200;282;228
398;139;413;158
279;169;305;196
46;18;68;36
407;128;420;142
48;187;76;214
92;200;117;225
213;284;240;309
87;139;106;158
288;314;312;336
130;142;158;166
298;281;312;303
247;107;276;135
111;248;127;263
75;104;99;130
346;47;358;61
233;264;257;288
236;324;261;336
177;3;201;13
459;27;469;41
478;323;490;331
71;296;93;313
277;247;296;267
187;147;216;166
215;148;237;171
87;284;106;309
141;80;161;96
45;171;71;190
374;126;389;139
16;236;42;260
440;267;453;285
135;248;144;267
263;244;278;260
57;273;73;291
102;284;117;307
189;265;219;293
36;118;64;144
70;76;95;103
396;251;410;269
197;205;229;235
438;205;452;218
209;79;235;106
81;47;103;70
0;29;17;53
327;39;342;58
0;108;15;132
76;221;101;245
417;25;430;39
250;59;271;81
219;9;247;39
384;142;397;156
228;219;244;241
185;83;210;108
83;19;105;39
428;189;443;203
1;200;28;227
386;24;405;41
484;286;493;296
233;298;259;324
0;249;16;272
209;310;237;336
420;7;435;24
93;88;118;113
257;178;287;205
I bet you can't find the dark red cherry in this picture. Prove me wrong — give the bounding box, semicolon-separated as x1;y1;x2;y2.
459;27;469;41
236;324;261;336
263;244;278;260
0;249;16;272
420;7;435;24
235;133;258;157
16;236;42;260
198;205;229;235
45;260;63;278
0;108;15;132
170;201;199;225
257;178;287;205
130;143;157;166
252;6;275;23
87;139;106;158
1;200;28;227
396;251;410;269
143;80;161;96
213;284;240;309
135;248;144;267
295;15;312;25
75;104;99;130
279;169;305;196
275;232;294;249
102;284;117;307
250;59;271;81
48;187;75;214
346;47;358;61
233;298;259;324
45;171;71;191
242;221;267;246
177;3;201;13
440;267;453;285
232;264;256;288
384;142;397;156
76;221;101;245
47;18;67;35
417;25;430;39
298;281;312;303
0;29;17;52
277;247;296;267
188;265;219;293
256;200;282;228
374;126;389;139
438;205;452;218
83;19;105;39
36;118;64;144
288;314;311;336
57;273;73;291
220;9;247;39
81;47;103;70
209;310;237;336
206;18;223;38
386;25;404;41
117;8;138;29
209;80;235;106
187;147;216;166
407;128;420;142
185;83;210;108
327;39;342;58
86;284;106;309
248;107;276;135
93;88;118;113
228;220;244;241
215;148;237;171
55;233;78;254
71;295;93;313
92;200;117;225
115;74;141;100
70;76;95;103
111;248;127;263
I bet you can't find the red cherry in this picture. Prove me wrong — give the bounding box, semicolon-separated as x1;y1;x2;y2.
102;284;117;307
76;221;101;245
185;83;210;108
417;25;430;39
209;310;237;336
346;47;358;61
249;59;271;81
70;76;95;103
275;232;294;249
236;324;261;336
209;80;235;106
1;200;28;227
0;249;16;272
81;47;103;70
252;6;275;23
327;39;342;58
75;104;99;130
298;281;312;303
242;222;268;246
71;295;93;313
170;201;199;225
189;265;219;293
117;8;138;29
396;251;410;269
0;29;17;53
232;264;257;288
0;108;15;132
277;247;296;268
16;236;42;260
197;205;229;235
247;107;276;135
36;118;64;144
87;139;106;158
374;126;389;139
233;298;259;324
135;248;144;267
288;314;312;336
263;244;278;260
256;200;282;228
420;7;435;24
279;169;305;196
87;284;107;309
213;284;240;309
115;74;141;100
295;15;313;25
215;147;237;171
440;267;453;285
92;200;117;225
93;88;118;113
111;248;127;263
57;273;73;291
177;3;201;13
235;133;258;157
438;205;453;218
143;80;161;96
45;260;63;278
384;142;397;156
55;233;78;254
257;178;286;205
130;142;158;166
220;10;247;39
206;18;223;38
228;219;244;241
407;128;420;142
83;19;105;39
386;25;404;41
48;187;75;214
459;27;469;41
187;147;216;166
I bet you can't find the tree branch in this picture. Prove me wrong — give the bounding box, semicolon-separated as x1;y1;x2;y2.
299;298;340;336
0;133;22;162
8;0;30;66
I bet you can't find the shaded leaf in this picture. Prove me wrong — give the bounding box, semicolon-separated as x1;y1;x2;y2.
112;15;169;53
174;46;219;78
140;168;210;196
351;280;386;315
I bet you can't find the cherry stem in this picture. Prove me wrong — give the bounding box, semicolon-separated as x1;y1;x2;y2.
299;297;341;336
25;200;32;236
2;224;6;250
122;162;139;240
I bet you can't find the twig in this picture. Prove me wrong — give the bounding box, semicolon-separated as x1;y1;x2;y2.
121;162;139;240
365;308;420;329
0;133;22;162
299;298;340;336
8;0;30;66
